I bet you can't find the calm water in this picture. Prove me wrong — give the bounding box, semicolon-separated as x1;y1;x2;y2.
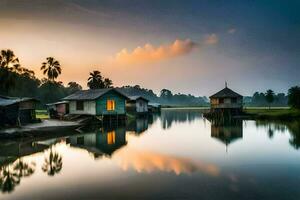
1;109;300;200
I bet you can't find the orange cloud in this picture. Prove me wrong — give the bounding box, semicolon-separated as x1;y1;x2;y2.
204;34;219;45
114;148;220;176
113;39;198;65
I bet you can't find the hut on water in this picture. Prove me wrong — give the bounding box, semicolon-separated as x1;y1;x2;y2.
126;96;149;115
63;88;129;120
0;96;39;126
209;84;243;115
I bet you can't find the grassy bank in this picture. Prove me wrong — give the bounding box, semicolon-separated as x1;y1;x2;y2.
244;108;300;120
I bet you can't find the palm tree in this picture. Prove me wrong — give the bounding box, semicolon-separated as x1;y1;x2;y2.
103;78;113;88
41;57;61;81
42;148;63;176
0;49;20;70
87;70;104;89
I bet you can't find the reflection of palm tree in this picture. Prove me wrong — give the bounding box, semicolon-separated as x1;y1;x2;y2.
13;159;35;177
0;166;20;193
42;148;63;176
0;159;36;193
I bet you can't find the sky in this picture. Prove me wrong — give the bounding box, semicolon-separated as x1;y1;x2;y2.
0;0;299;96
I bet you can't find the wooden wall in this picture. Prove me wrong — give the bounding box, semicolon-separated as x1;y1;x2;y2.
96;90;126;115
69;100;96;115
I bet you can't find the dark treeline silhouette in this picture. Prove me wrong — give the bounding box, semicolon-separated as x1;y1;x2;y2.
0;50;113;106
0;50;82;106
119;86;208;106
244;90;289;107
1;49;299;108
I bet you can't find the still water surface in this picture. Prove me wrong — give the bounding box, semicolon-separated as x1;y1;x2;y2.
1;109;300;200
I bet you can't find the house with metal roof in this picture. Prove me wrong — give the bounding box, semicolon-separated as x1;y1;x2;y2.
63;88;129;117
209;83;243;115
0;96;39;126
126;96;149;114
46;101;69;119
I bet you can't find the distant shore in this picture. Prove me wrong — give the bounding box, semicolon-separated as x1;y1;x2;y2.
162;106;300;120
244;108;300;120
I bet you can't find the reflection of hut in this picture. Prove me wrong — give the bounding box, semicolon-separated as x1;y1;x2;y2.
46;101;69;119
0;141;49;166
67;127;127;157
209;84;243;116
126;96;149;114
210;119;243;150
0;96;39;126
127;118;149;135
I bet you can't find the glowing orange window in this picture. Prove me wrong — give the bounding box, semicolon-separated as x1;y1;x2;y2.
106;100;115;111
107;131;116;144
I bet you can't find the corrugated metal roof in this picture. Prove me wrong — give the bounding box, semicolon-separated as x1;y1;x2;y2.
63;88;129;100
148;102;161;107
210;87;242;98
0;96;38;107
128;95;149;102
46;101;69;106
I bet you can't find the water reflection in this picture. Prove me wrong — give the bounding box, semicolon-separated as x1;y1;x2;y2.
208;118;243;151
67;127;127;158
115;147;220;176
42;147;63;176
160;109;203;129
127;117;150;135
255;120;300;149
0;110;300;199
0;158;35;193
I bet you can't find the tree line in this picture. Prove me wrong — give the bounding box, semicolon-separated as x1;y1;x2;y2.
0;49;112;106
0;49;299;108
245;88;300;109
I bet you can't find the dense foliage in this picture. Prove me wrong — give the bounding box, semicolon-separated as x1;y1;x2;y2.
87;70;113;89
288;86;300;109
118;86;208;106
0;49;81;107
245;91;288;107
0;49;298;108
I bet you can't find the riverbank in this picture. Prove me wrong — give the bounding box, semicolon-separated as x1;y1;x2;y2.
244;108;300;120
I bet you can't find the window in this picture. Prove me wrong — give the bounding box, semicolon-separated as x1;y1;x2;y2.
219;98;224;104
76;101;84;110
107;131;116;144
231;98;237;103
106;100;115;111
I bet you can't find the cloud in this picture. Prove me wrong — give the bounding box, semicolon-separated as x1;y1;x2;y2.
112;39;198;65
228;28;236;34
204;34;219;45
115;148;220;176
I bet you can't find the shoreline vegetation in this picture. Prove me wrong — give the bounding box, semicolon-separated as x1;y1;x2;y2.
244;108;300;120
162;106;300;120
